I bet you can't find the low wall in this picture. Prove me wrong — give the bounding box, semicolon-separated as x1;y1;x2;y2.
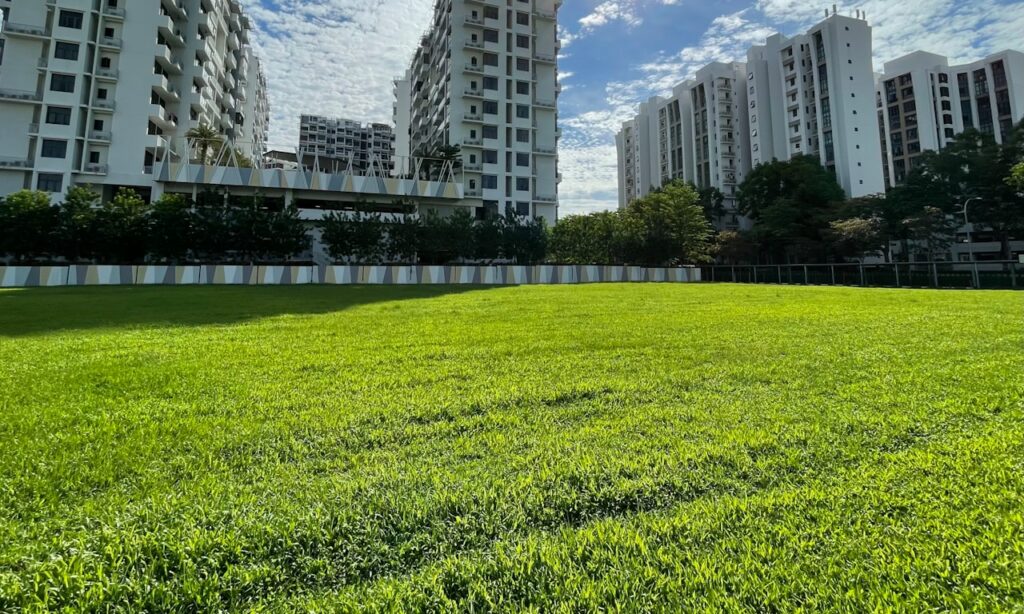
0;265;700;287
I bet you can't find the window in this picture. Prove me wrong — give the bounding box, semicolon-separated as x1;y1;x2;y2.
483;29;499;43
516;201;530;216
483;6;499;19
483;150;498;164
516;128;530;143
482;125;498;139
516;12;529;25
516;152;529;166
516;104;530;119
45;106;72;125
54;41;79;61
483;76;498;90
50;73;75;92
482;175;498;189
516;57;529;72
37;173;63;193
516;35;529;49
58;10;83;29
483;100;498;114
41;139;68;158
516;81;529;95
515;177;530;191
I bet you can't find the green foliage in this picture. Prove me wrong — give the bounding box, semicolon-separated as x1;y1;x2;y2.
149;194;194;263
825;216;884;262
90;188;151;263
0;285;1020;611
0;190;57;262
549;182;712;265
738;156;846;263
1009;161;1024;192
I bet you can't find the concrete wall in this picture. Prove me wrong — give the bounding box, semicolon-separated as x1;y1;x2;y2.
1;265;702;287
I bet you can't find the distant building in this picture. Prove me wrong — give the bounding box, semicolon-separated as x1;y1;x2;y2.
875;49;1024;188
298;115;395;173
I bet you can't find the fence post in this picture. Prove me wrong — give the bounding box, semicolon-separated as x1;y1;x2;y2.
972;262;980;289
830;265;836;286
752;266;757;284
777;265;782;284
894;263;901;288
1011;262;1018;289
731;266;736;283
859;264;865;287
803;265;809;285
932;262;939;288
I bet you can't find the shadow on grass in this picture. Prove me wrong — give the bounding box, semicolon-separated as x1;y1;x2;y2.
0;285;495;338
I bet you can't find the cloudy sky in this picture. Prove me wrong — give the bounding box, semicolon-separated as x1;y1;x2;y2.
243;0;1024;215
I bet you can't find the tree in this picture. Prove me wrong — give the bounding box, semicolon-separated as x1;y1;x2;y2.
694;184;726;226
92;188;150;262
1010;161;1024;193
386;215;422;263
738;156;845;263
433;144;463;180
826;217;883;262
148;193;194;263
186;123;224;165
623;180;714;265
56;186;100;262
500;206;548;265
320;211;355;263
713;230;759;265
473;214;503;263
0;191;56;262
904;206;958;261
265;206;310;261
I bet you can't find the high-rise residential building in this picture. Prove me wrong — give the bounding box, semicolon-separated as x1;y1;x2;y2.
875;49;1024;188
394;0;561;221
298;115;395;173
0;0;267;200
617;10;886;222
746;10;883;198
615;63;750;231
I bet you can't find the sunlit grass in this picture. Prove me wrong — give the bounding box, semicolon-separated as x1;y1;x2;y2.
0;285;1021;611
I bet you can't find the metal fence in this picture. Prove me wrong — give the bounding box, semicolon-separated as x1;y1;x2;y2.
700;261;1022;290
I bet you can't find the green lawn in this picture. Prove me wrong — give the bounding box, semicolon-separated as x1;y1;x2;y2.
1;284;1022;611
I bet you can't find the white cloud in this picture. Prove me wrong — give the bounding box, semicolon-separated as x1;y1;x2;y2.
242;0;435;150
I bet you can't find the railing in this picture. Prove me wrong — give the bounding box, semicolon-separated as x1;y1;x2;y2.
700;261;1022;290
0;157;33;169
3;22;50;36
83;163;109;174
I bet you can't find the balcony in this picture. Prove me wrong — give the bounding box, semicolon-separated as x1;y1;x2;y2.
533;51;556;63
95;67;119;80
99;36;123;50
90;130;112;142
227;32;240;51
533;194;557;203
2;22;50;38
462;137;483;147
534;98;556;110
534;8;556;20
464;89;485;99
464;63;485;74
0;157;33;169
150;104;176;128
464;188;483;198
28;123;40;134
463;112;484;122
156;46;183;75
161;0;188;21
0;88;43;103
463;163;483;172
103;6;126;20
465;15;485;26
82;163;109;175
464;40;485;50
533;145;556;155
153;74;180;102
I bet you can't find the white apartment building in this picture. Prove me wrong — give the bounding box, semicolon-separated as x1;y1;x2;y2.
615;63;750;231
298;115;395;173
394;0;561;221
876;49;1024;188
747;10;883;198
0;0;268;200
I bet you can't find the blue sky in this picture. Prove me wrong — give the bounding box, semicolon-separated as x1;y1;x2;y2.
243;0;1024;214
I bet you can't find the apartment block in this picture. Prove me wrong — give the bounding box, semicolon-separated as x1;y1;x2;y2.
876;49;1024;187
298;115;395;173
615;63;750;231
747;10;883;198
394;0;562;221
0;0;268;199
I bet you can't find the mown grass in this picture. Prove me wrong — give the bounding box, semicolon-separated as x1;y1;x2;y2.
0;284;1021;612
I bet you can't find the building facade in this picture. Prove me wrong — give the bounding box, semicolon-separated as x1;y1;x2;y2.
298;115;395;173
876;49;1024;188
746;10;883;198
394;0;561;221
617;10;886;223
0;0;268;200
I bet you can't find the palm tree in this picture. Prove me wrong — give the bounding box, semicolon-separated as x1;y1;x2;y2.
186;123;224;165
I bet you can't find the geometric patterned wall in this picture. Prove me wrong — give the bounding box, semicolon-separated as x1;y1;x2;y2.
1;265;701;287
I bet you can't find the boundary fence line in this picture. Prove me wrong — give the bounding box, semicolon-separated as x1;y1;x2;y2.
699;261;1022;290
0;265;701;287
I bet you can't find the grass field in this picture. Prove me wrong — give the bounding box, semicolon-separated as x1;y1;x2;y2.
1;284;1022;611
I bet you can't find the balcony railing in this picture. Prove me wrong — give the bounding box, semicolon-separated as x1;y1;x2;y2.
103;6;126;19
100;36;123;50
0;88;43;102
83;163;109;174
3;22;50;37
0;157;34;169
90;131;112;141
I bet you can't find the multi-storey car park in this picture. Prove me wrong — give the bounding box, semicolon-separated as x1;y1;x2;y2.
394;0;561;222
0;0;269;200
298;115;395;174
